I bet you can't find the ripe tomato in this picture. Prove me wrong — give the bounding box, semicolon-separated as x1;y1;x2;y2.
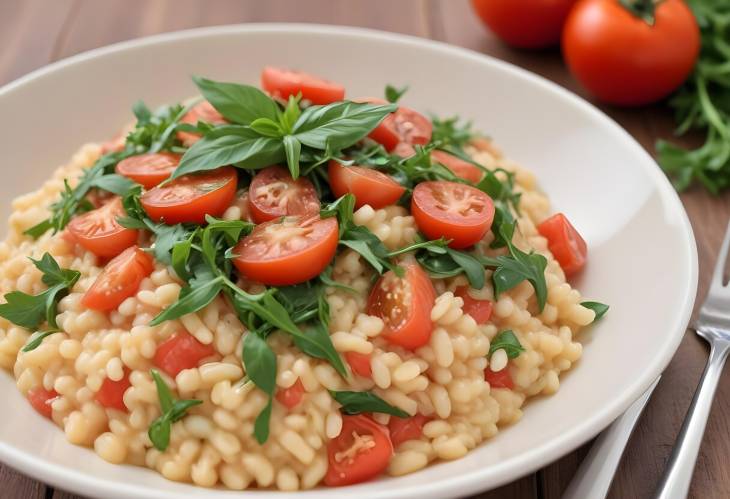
27;387;59;419
324;415;393;486
345;351;372;378
359;98;432;152
411;181;495;249
485;367;514;389
115;152;180;189
67;197;139;258
455;286;493;325
537;213;587;276
233;215;338;286
154;331;216;377
367;261;435;350
177;100;227;146
328;160;405;209
95;370;131;412
388;414;430;447
471;0;577;48
82;246;154;311
431;150;483;184
562;0;700;106
141;166;237;224
262;66;345;105
276;379;306;409
248;165;320;223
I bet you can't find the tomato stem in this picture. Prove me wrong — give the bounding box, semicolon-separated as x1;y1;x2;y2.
619;0;664;26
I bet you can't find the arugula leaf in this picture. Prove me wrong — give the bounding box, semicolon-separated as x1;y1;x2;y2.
488;330;524;359
385;84;408;103
192;76;280;125
243;332;277;444
89;174;138;196
330;390;409;418
430;116;476;154
291;323;347;378
446;248;485;289
414;243;485;289
387;237;449;257
319;265;357;293
149;265;223;326
171;229;199;281
581;301;609;322
482;248;548;311
254;400;273;444
148;369;202;451
21;330;61;352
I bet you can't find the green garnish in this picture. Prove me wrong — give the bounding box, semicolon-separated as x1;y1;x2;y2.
148;369;202;451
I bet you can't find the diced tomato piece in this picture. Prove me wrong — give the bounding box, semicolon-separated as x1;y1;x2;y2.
324;415;393;486
95;370;131;412
537;213;587;276
27;387;59;419
328;160;405;209
276;379;305;409
81;246;154;311
262;66;345;105
153;331;216;377
345;351;372;378
455;286;493;325
388;414;430;447
484;367;514;390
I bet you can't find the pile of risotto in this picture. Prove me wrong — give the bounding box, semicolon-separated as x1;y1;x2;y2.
0;68;603;491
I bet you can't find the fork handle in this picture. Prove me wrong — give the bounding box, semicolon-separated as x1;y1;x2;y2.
654;341;730;499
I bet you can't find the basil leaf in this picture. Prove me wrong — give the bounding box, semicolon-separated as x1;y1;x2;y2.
192;76;280;125
417;252;463;279
292;324;347;378
149;273;223;326
283;135;302;179
279;95;302;133
149;369;201;451
330;390;409;418
169;399;202;422
151;369;174;413
339;225;395;275
89;174;138;196
446;248;485;289
581;301;609;322
171;229;198;282
385;84;408;103
243;332;277;396
21;330;60;352
254;399;273;445
250;117;284;138
148;417;172;452
488;330;524;359
132;100;153;123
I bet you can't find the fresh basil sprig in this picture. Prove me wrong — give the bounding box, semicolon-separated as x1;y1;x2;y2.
148;369;202;451
488;330;524;359
581;301;609;322
330;390;409;418
385;84;408;104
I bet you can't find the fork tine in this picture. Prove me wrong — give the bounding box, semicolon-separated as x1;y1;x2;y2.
710;220;730;289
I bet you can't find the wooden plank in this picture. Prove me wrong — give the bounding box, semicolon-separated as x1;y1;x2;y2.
0;465;47;499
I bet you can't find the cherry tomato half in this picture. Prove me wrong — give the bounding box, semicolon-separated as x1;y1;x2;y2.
455;286;493;325
345;351;372;378
141;166;237;224
233;215;339;286
82;246;155;311
328;160;405;209
324;415;394;486
116;152;180;189
431;150;483;184
177;100;227;146
484;367;514;389
537;213;587;276
411;181;495;249
360;98;432;152
248;165;320;223
95;369;131;412
276;379;306;410
262;66;345;105
27;387;59;419
67;197;139;259
154;331;216;377
367;261;435;350
388;414;430;447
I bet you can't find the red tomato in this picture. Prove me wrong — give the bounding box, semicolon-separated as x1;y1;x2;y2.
328;160;405;209
27;387;58;419
431;150;483;184
177;100;227;146
345;351;372;378
455;286;493;325
562;0;700;106
154;331;216;377
388;414;430;447
115;152;180;189
324;415;393;486
261;66;345;105
95;370;131;412
471;0;577;48
67;197;138;258
141;166;237;224
485;367;514;389
276;379;305;409
248;165;320;223
411;181;495;249
359;98;432;152
82;246;155;311
367;262;435;350
392;143;416;158
233;215;338;286
537;213;587;276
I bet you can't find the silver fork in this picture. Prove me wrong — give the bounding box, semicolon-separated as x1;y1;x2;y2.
655;221;730;499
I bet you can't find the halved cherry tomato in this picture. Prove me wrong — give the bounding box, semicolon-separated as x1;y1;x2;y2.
431;150;483;184
328;160;405;209
345;351;372;378
154;331;216;377
485;367;514;389
233;215;338;286
95;369;131;412
392;143;416;158
367;261;435;350
455;286;493;325
388;414;430;447
361;98;432;152
82;246;154;311
537;213;587;276
177;100;227;146
27;387;59;419
248;165;320;223
115;152;180;189
412;181;495;249
141;166;237;224
261;66;345;105
67;197;138;259
324;415;393;486
276;379;305;409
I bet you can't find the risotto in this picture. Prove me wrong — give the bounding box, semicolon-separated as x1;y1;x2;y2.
0;67;606;490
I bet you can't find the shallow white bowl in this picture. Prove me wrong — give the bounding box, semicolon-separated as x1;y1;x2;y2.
0;24;697;499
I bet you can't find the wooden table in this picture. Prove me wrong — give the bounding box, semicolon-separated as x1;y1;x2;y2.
2;1;727;498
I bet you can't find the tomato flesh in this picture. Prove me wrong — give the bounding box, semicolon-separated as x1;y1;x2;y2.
367;262;435;350
141;166;238;224
233;215;339;286
154;331;215;377
485;367;514;390
388;414;430;447
115;152;180;189
324;415;393;486
276;379;305;409
537;213;587;276
82;246;155;311
27;387;59;419
345;351;372;378
248;165;320;223
455;286;493;325
411;181;495;249
364;99;432;152
431;150;483;184
67;197;138;258
95;370;131;412
262;66;345;105
328;160;405;209
177;101;227;145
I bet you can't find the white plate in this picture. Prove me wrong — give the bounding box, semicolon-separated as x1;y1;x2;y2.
0;24;697;499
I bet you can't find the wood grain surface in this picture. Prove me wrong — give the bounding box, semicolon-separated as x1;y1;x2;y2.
0;1;727;498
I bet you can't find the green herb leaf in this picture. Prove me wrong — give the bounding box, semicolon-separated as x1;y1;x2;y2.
446;248;485;289
330;390;409;418
291;323;347;378
89;174;138;196
254;399;273;445
21;330;61;352
148;369;202;451
279;95;302;133
250;117;284;138
243;332;277;397
385;84;408;103
149;269;223;326
151;369;175;413
488;330;524;359
283;135;302;179
581;301;609;322
171;229;199;281
192;76;280;125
